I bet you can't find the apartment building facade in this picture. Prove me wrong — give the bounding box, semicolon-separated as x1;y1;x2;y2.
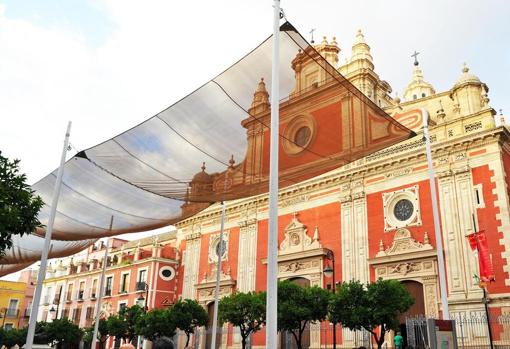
37;232;179;329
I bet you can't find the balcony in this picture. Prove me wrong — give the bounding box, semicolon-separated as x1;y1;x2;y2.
104;289;112;297
90;293;96;300
136;281;147;292
5;308;19;318
77;291;84;302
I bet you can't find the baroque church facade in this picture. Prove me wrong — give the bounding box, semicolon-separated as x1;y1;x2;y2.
175;31;509;348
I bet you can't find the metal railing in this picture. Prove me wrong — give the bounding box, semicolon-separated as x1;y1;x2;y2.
136;281;147;291
5;308;18;318
406;314;510;349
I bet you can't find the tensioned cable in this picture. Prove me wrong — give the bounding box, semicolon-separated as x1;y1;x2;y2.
51;174;172;221
155;116;231;168
81;155;188;201
42;202;111;231
211;80;336;161
111;139;189;184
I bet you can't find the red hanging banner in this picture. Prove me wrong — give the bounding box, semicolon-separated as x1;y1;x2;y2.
466;230;495;283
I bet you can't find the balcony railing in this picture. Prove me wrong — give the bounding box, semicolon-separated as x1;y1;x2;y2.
77;291;84;301
5;308;19;318
136;281;146;291
104;288;112;297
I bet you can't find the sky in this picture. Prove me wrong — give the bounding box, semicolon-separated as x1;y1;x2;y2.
0;0;509;278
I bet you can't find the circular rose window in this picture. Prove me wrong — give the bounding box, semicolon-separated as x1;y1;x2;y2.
393;199;414;221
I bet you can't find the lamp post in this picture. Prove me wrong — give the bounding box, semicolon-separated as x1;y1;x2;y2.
136;283;149;349
323;249;336;349
49;304;59;320
137;282;149;312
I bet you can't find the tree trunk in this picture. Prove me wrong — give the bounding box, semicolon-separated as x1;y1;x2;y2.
290;330;302;349
375;332;385;349
241;336;247;349
185;333;191;348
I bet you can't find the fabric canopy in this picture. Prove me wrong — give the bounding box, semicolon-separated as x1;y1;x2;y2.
0;22;414;273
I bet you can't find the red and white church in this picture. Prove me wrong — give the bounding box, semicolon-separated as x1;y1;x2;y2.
173;31;510;348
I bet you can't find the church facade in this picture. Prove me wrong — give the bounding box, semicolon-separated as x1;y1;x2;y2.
174;30;510;348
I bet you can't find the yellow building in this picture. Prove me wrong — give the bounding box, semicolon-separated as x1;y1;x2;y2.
0;280;27;330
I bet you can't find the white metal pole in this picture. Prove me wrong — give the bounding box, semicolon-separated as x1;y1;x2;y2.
422;108;450;319
210;200;227;349
25;121;71;349
91;219;113;349
266;1;280;348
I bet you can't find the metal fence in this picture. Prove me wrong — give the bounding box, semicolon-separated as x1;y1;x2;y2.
406;313;510;349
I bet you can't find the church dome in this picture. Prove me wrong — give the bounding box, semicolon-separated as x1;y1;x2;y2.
403;63;435;101
453;63;481;88
192;163;213;183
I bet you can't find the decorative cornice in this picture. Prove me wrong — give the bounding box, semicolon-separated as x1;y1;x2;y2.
176;126;509;228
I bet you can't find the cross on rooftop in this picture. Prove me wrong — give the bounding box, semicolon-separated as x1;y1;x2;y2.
412;51;420;66
310;28;316;44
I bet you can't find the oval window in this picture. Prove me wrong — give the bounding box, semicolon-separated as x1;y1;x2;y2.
295;126;311;147
159;266;176;281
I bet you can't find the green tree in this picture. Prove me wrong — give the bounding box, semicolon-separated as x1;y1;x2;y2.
106;314;128;345
0;326;28;347
44;318;84;349
219;291;266;349
83;319;109;349
135;308;176;341
107;305;144;344
329;279;414;349
277;281;330;349
0;151;43;256
170;299;208;348
120;305;144;343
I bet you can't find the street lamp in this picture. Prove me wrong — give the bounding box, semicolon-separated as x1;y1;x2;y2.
136;283;149;349
323;248;336;349
136;283;149;312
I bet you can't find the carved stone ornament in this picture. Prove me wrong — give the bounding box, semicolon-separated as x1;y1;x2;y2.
376;228;433;257
279;213;321;255
383;186;422;232
391;262;422;275
201;263;232;283
208;231;229;264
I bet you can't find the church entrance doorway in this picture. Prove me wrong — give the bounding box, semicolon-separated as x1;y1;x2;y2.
399;280;425;348
280;277;311;349
206;302;222;349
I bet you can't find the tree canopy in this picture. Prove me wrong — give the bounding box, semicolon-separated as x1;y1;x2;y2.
277;281;330;349
0;151;43;256
120;305;144;343
219;291;266;349
135;308;176;341
83;319;109;349
106;314;128;343
44;318;84;349
329;279;414;349
170;299;208;348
